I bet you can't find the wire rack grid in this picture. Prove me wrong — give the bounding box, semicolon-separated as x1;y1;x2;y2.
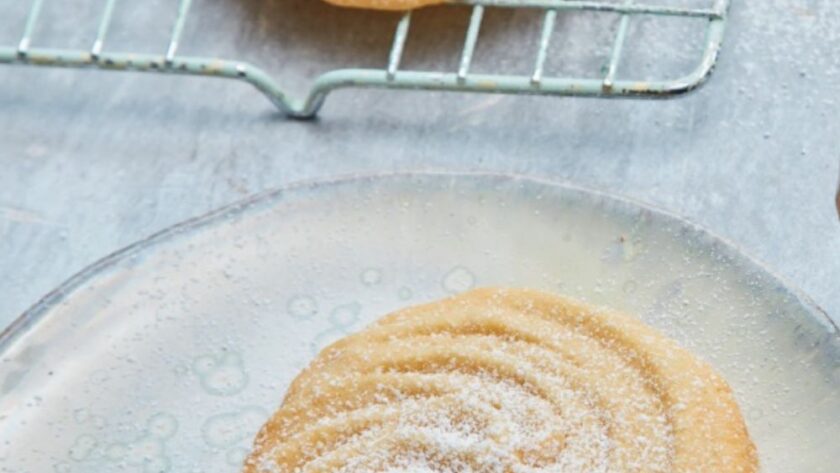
0;0;731;118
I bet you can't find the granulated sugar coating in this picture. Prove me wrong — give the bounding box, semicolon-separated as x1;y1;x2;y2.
243;288;757;472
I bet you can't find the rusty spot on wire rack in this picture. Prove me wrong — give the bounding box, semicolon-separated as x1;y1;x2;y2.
205;60;225;75
629;82;652;92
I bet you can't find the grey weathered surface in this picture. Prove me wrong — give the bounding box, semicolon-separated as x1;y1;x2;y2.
1;0;838;328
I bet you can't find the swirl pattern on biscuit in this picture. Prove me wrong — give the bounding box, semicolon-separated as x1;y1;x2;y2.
244;288;757;472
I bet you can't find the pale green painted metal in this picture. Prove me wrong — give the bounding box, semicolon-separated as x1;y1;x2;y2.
0;0;731;118
531;9;557;85
165;0;193;64
16;0;44;55
603;0;634;90
458;6;485;81
387;12;412;79
91;0;117;59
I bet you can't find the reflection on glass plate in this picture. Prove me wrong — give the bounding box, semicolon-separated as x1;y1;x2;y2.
0;173;837;472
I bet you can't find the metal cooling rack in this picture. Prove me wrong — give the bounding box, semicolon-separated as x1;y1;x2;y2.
0;0;730;118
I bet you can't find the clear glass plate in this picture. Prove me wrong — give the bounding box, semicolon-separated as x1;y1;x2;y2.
0;173;837;473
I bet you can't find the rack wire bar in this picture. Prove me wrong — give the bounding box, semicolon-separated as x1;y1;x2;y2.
531;9;557;85
463;1;722;18
387;12;412;79
0;0;731;118
90;0;117;60
457;5;485;82
166;0;193;64
603;0;633;90
16;0;45;57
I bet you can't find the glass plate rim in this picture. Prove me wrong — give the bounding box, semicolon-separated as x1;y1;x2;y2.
1;171;836;356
